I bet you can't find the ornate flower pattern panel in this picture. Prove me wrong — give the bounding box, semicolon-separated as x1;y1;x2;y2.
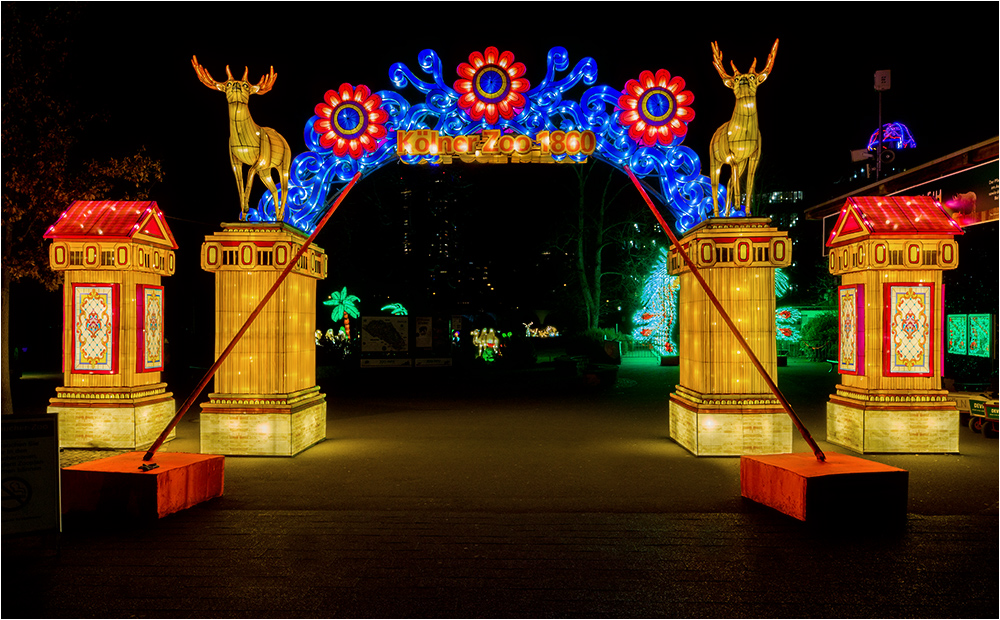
946;314;968;355
968;313;993;358
838;285;864;374
884;283;934;376
72;283;119;374
138;284;165;372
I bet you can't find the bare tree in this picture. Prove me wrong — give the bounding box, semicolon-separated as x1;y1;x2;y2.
2;4;163;414
558;163;658;331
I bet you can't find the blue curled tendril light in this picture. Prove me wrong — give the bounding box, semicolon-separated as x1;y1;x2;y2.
251;47;723;235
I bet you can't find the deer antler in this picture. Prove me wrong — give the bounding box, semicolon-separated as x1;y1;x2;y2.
755;39;779;83
711;42;730;79
191;55;224;91
711;42;735;89
253;66;278;95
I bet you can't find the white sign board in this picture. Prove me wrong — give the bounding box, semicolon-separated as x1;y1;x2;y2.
2;416;61;534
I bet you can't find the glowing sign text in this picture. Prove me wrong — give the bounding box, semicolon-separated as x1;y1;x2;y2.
397;129;597;164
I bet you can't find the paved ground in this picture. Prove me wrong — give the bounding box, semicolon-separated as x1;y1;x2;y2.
4;358;998;618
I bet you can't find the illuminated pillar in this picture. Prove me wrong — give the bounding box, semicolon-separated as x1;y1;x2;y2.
825;196;962;453
45;201;177;449
199;223;327;456
668;217;793;456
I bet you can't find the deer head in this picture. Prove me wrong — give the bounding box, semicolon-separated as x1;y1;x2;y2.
711;39;778;98
191;55;277;104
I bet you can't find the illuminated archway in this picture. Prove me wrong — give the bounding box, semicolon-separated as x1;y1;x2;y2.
248;46;727;234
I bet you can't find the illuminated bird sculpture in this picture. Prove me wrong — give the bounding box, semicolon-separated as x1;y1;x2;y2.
708;39;778;217
192;55;291;222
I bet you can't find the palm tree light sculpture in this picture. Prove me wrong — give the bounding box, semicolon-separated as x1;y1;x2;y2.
324;287;360;339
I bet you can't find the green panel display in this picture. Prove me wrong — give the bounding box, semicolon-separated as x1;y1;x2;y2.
968;314;993;358
946;314;967;355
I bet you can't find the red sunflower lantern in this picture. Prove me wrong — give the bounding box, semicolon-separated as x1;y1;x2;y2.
453;47;531;125
618;69;695;147
313;84;389;158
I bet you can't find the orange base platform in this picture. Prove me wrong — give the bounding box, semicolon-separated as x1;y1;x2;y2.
62;452;224;520
740;452;907;522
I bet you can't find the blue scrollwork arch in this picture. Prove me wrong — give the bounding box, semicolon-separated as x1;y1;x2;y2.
250;46;725;234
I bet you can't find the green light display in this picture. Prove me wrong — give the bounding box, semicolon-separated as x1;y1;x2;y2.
968;314;993;358
946;314;968;355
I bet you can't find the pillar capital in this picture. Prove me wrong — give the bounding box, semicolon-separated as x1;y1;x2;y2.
669;217;791;275
201;222;327;280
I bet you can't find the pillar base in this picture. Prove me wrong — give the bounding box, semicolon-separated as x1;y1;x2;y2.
670;387;792;456
199;386;326;456
47;384;175;450
827;388;959;453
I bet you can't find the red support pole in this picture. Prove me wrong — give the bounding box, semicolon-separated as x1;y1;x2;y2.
625;167;825;462
143;173;363;461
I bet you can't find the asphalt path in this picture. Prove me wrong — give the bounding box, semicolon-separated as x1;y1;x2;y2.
174;357;997;516
5;357;997;618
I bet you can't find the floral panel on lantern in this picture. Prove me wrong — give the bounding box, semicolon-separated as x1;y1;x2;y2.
137;284;165;372
838;285;864;375
883;283;934;377
72;283;119;374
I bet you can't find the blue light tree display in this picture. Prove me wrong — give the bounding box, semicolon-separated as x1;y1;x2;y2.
249;47;725;234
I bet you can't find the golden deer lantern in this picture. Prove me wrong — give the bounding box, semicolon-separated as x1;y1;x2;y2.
192;55;291;221
708;39;778;217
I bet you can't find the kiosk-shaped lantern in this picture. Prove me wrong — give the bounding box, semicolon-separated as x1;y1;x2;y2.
667;217;793;456
826;196;962;453
199;223;327;456
44;201;177;449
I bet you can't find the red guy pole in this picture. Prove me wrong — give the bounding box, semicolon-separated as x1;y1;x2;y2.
143;172;363;461
624;167;825;462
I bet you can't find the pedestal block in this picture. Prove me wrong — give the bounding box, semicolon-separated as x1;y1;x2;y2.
200;223;328;456
824;197;962;453
668;217;793;456
62;452;224;520
741;452;908;523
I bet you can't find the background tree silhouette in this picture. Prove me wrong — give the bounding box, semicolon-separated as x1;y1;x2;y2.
2;4;164;415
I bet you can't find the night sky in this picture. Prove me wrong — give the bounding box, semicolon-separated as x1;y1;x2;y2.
8;2;999;369
38;3;997;216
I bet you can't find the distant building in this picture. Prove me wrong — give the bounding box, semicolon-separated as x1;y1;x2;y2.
398;169;496;310
805;138;998;242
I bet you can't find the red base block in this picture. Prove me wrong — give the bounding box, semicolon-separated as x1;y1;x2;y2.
740;452;908;522
62;452;224;520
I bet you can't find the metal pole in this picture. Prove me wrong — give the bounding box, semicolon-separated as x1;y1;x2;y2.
625;167;826;462
876;90;883;180
143;173;363;461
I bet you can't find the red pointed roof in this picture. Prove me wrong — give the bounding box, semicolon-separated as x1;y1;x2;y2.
44;201;178;249
826;196;963;248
